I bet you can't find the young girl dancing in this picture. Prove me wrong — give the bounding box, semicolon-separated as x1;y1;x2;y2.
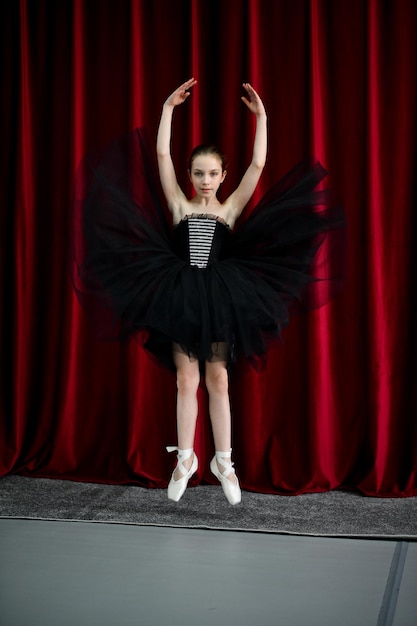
157;79;266;505
71;79;344;506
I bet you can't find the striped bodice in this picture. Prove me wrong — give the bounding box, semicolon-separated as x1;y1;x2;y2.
175;214;231;269
188;216;217;268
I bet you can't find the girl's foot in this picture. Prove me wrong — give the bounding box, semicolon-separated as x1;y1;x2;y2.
210;450;241;505
166;447;198;502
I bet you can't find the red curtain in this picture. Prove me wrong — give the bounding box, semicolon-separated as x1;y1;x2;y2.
1;0;416;496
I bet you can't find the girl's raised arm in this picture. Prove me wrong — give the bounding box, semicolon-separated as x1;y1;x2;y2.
226;84;267;221
156;78;197;220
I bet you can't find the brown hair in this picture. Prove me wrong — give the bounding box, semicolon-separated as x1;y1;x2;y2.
188;144;228;172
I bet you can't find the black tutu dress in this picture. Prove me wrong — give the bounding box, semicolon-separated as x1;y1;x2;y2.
71;128;346;370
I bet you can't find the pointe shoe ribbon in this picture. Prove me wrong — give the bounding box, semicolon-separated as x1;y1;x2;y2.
166;446;198;502
210;449;241;505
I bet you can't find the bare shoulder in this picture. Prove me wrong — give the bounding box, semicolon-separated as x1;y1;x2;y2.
173;199;237;229
172;198;199;225
219;198;240;229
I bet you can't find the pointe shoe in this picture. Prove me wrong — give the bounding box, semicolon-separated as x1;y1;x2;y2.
166;446;198;502
210;449;241;505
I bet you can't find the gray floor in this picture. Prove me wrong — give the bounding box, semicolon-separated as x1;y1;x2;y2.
0;520;416;626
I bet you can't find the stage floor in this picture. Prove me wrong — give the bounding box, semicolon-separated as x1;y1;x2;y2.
0;519;415;625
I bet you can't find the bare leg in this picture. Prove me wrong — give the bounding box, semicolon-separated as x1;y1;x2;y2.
205;358;231;451
205;351;237;485
172;344;200;479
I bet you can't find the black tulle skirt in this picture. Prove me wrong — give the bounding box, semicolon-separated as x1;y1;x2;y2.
70;128;346;370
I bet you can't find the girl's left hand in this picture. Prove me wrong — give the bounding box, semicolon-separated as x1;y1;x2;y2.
241;83;266;116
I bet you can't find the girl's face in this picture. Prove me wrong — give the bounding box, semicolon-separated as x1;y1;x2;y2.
188;154;227;201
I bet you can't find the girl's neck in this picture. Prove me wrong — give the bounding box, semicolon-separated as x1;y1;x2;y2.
190;196;222;209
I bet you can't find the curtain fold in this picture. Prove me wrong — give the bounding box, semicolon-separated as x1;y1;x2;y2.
1;0;416;496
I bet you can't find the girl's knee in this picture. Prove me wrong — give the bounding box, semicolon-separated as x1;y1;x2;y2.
206;366;229;396
176;368;200;395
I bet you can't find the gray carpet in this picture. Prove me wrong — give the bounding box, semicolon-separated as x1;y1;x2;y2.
1;475;416;539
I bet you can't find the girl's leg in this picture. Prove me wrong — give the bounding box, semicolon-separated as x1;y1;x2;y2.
172;343;200;479
205;358;231;452
205;350;238;487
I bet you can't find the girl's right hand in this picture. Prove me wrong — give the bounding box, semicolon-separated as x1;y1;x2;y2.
164;78;197;107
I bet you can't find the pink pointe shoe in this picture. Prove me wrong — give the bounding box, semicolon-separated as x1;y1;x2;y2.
210;450;241;505
166;446;198;502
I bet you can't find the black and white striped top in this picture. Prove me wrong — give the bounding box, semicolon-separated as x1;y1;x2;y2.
188;216;217;268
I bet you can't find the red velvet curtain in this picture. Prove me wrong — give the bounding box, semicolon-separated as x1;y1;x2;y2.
1;0;416;496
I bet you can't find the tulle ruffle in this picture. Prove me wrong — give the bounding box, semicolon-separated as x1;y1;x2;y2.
70;128;346;370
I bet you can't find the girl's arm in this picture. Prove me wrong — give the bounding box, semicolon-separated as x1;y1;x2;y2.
156;78;197;220
226;84;267;222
